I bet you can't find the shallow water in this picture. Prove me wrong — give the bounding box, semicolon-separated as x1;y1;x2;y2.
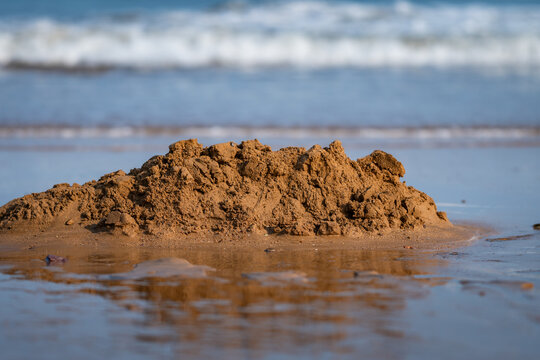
2;68;540;128
0;230;538;360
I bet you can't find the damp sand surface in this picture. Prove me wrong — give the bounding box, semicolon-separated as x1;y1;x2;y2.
0;223;538;360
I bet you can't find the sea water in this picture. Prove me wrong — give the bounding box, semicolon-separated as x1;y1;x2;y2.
0;0;540;130
0;1;539;359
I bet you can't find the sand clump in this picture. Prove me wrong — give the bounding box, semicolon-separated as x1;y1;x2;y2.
0;139;449;237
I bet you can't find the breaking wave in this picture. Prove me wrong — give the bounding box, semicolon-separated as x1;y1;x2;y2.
1;1;540;70
1;125;538;140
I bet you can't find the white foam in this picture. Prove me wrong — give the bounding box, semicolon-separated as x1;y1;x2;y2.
1;1;540;70
0;125;538;140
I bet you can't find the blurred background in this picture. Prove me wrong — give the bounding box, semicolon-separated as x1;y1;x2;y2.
0;0;539;226
1;0;540;137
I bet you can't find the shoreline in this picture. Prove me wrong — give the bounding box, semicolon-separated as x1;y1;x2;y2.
0;222;491;254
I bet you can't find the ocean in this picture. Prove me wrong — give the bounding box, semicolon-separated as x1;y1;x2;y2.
0;1;539;359
1;0;540;133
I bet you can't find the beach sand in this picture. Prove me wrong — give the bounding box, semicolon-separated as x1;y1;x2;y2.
0;139;452;242
0;221;486;252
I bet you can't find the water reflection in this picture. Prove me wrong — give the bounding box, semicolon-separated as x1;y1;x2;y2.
0;244;447;358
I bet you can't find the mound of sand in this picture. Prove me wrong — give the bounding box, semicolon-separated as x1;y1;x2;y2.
0;139;449;237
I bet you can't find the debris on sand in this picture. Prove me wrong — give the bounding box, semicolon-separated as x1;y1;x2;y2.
45;255;67;265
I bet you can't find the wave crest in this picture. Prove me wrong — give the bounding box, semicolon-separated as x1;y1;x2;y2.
1;125;538;140
1;1;540;70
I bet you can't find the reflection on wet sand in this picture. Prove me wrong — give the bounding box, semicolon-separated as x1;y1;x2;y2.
0;244;447;358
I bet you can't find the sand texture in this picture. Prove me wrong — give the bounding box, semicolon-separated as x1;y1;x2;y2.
0;139;449;237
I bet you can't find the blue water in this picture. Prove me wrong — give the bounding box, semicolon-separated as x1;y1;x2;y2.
0;0;539;131
1;68;539;128
2;0;540;19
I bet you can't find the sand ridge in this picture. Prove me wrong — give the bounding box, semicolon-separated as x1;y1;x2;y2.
0;139;449;238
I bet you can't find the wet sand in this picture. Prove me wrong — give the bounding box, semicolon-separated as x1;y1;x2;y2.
0;222;485;253
0;241;459;359
0;222;537;360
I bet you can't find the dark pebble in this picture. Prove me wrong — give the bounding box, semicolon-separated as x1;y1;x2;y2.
45;255;67;265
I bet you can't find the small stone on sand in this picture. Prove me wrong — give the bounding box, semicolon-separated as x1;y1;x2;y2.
45;254;67;265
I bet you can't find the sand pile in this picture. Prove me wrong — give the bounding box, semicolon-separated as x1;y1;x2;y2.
0;139;449;237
